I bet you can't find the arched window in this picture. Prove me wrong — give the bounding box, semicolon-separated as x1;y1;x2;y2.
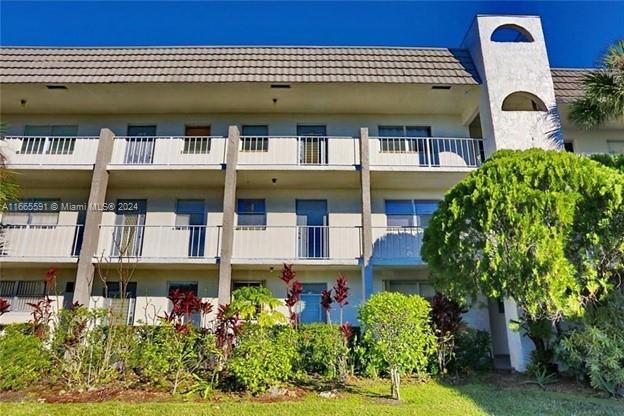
501;92;547;112
490;24;534;43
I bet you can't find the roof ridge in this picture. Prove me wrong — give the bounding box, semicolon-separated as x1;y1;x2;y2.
0;45;467;51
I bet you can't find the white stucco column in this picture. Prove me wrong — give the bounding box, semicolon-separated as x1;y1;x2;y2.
503;298;534;372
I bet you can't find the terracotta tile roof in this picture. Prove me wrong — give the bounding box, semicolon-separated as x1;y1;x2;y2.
551;68;594;103
0;46;480;84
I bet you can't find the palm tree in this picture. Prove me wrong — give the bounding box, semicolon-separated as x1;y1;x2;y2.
569;40;624;128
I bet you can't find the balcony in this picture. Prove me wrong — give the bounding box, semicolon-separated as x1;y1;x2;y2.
2;136;99;168
232;225;362;265
109;136;227;168
369;137;484;170
96;225;221;263
0;224;83;262
371;226;424;265
237;136;359;169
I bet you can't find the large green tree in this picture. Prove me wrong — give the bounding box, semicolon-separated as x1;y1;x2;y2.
421;150;624;352
569;40;624;128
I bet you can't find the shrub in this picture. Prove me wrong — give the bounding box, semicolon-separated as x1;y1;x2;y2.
0;325;51;390
590;153;624;174
559;292;624;396
451;328;493;374
230;286;285;327
131;325;219;394
430;294;466;375
298;323;348;379
228;324;298;394
359;292;436;400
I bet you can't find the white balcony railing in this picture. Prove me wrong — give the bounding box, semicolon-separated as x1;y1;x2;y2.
97;225;221;260
110;136;227;166
0;296;46;313
102;298;137;325
233;225;362;261
2;136;99;166
371;226;424;264
0;225;83;259
237;136;359;167
369;137;484;169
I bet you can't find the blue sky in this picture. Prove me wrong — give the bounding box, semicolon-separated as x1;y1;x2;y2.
1;1;622;68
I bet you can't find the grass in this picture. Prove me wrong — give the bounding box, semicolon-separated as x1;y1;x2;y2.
1;378;622;416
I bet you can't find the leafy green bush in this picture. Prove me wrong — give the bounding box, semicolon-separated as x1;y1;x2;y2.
590;153;624;174
359;292;436;399
298;323;348;379
131;325;219;393
230;286;285;327
559;292;624;396
0;325;51;390
451;328;493;374
228;324;298;393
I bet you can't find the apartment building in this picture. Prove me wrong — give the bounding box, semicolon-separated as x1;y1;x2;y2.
0;15;621;372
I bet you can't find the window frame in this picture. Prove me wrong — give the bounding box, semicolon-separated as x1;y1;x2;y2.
378;125;431;153
385;199;439;228
384;280;435;300
237;198;267;227
167;281;199;297
607;140;624;155
21;125;79;155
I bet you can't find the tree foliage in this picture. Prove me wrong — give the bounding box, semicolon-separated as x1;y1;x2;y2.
559;292;624;397
591;153;624;174
422;149;624;322
358;292;436;400
569;39;624;128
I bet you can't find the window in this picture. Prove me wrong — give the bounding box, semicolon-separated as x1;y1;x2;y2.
175;200;205;226
237;199;266;227
490;24;534;43
103;282;137;299
385;281;435;300
0;281;47;298
563;141;575;153
241;125;269;152
183;126;211;154
378;126;431;153
21;125;78;155
385;200;439;228
607;141;624;155
1;199;61;227
501;92;547;112
168;282;198;296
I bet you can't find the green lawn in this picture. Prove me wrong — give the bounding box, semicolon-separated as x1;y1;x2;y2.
1;379;622;416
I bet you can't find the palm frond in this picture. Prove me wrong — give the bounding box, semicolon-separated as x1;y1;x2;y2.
569;39;624;129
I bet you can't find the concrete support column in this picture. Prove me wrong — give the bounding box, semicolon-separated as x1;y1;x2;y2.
73;128;115;305
504;298;534;372
359;128;374;300
218;125;240;305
